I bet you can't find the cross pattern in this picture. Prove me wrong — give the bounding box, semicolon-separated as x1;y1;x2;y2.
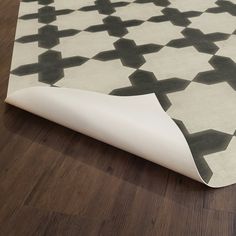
16;25;80;49
79;0;130;15
207;0;236;16
94;39;162;68
22;0;54;5
194;56;236;90
148;8;202;27
20;6;74;24
167;28;229;54
11;50;88;85
85;16;143;37
134;0;170;7
174;119;232;182
110;70;190;110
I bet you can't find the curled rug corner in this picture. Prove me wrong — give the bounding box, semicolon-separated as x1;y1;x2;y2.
5;86;204;184
7;0;236;188
6;86;236;188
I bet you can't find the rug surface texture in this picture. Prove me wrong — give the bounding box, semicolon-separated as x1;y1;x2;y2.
7;0;236;187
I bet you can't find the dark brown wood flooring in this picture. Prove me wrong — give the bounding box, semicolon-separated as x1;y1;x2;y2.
0;1;236;235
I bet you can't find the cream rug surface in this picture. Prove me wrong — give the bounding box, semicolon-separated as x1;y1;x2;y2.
7;0;236;187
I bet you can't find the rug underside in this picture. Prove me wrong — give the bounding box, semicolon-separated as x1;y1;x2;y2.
8;0;236;186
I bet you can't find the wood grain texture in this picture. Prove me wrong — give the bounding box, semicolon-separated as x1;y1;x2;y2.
0;1;235;235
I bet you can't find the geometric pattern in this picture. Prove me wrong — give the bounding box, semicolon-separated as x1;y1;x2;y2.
85;16;143;37
11;50;88;84
112;3;163;21
94;38;162;68
79;0;130;15
206;0;236;16
216;35;236;62
22;0;53;4
189;12;236;34
168;0;217;12
9;0;236;184
174;119;232;183
16;25;80;49
110;70;190;110
134;0;170;7
148;8;202;27
125;21;184;45
167;28;229;54
204;137;236;186
167;82;236;135
19;6;74;24
53;31;117;58
55;11;105;31
55;60;134;93
194;56;236;90
141;47;212;81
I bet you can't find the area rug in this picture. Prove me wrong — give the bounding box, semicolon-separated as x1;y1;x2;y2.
6;0;236;187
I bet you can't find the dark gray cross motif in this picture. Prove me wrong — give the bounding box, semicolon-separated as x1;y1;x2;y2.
16;25;80;49
148;8;202;27
134;0;170;7
11;50;88;85
110;70;190;110
174;119;232;183
22;0;54;5
167;28;229;54
20;6;74;24
79;0;129;15
207;0;236;16
194;56;236;90
86;16;143;37
94;39;162;68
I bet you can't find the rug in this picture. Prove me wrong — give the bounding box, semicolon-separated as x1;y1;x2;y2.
7;0;236;187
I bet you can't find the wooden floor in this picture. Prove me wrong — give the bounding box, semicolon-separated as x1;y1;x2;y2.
0;1;236;235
